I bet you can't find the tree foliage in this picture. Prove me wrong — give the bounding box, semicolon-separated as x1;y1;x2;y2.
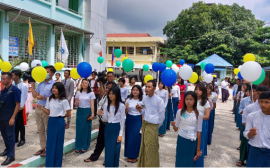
162;2;270;67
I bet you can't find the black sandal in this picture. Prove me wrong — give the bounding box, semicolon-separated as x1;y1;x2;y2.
237;147;240;150
84;157;92;162
40;151;46;157
129;159;138;163
34;149;44;156
236;160;245;167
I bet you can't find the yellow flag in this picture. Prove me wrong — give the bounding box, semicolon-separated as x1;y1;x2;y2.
27;19;34;55
125;47;128;58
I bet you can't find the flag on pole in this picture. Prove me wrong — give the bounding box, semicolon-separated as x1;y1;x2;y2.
111;45;115;66
125;47;128;58
59;29;69;63
99;40;102;57
27;19;34;55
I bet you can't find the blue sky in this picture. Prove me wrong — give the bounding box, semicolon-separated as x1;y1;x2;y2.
107;0;270;38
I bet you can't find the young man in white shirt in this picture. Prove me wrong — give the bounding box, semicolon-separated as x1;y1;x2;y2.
136;80;165;167
244;91;270;167
221;77;230;103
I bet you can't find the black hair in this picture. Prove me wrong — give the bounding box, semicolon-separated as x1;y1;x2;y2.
195;83;208;106
64;70;70;75
55;73;60;76
118;78;126;84
92;71;97;75
107;81;117;87
178;77;184;85
236;79;240;82
158;81;165;89
206;84;213;95
259;91;270;99
129;85;143;101
107;87;122;115
236;85;242;95
80;79;92;93
181;91;199;119
122;72;126;76
251;85;257;91
107;72;115;76
11;70;22;78
243;83;250;90
2;72;12;79
147;80;156;88
45;65;56;74
49;82;67;101
23;76;28;81
257;85;269;92
129;76;136;84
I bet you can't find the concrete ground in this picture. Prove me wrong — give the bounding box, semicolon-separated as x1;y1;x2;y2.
0;86;241;167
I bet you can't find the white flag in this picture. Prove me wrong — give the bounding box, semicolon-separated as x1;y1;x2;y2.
59;29;69;63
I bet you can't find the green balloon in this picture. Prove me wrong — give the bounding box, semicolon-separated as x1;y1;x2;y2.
252;69;265;85
166;60;172;68
200;62;207;70
41;60;48;67
116;61;121;67
97;57;104;64
143;64;149;71
122;59;134;72
114;49;122;58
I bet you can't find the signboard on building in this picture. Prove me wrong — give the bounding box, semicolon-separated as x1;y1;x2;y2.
9;36;19;56
143;49;147;55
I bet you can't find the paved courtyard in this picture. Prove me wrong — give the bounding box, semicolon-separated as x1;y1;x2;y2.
0;87;241;167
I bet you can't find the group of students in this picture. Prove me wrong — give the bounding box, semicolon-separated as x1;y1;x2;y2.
233;80;270;167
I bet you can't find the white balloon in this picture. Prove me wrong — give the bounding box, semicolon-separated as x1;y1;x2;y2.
179;64;193;80
240;61;262;82
204;74;213;83
31;60;42;68
92;43;102;54
20;62;29;71
238;65;242;70
202;71;208;77
171;64;179;74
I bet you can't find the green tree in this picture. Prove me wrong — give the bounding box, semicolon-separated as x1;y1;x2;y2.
162;2;269;67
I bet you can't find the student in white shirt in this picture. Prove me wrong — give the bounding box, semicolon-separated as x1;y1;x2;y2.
136;80;165;167
98;87;125;167
221;77;230;103
141;80;146;95
74;79;95;153
124;85;144;163
244;91;270;167
194;83;210;167
171;91;203;167
206;84;217;145
118;78;128;104
165;86;174;130
126;76;136;96
171;82;181;118
232;79;240;112
155;81;169;137
39;82;71;167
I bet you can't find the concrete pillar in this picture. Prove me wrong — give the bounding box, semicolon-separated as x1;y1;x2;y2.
0;11;9;61
48;25;55;65
51;0;56;19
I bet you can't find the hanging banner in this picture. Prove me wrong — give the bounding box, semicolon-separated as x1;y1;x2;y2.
9;36;19;56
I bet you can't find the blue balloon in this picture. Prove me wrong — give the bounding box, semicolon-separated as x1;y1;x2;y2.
159;63;166;72
161;69;177;87
233;90;237;96
238;72;243;80
179;59;185;65
152;62;160;72
77;62;92;78
205;63;215;73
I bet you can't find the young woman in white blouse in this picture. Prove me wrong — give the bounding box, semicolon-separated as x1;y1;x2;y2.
206;84;217;145
171;82;181;118
236;85;244;129
171;91;202;167
124;85;144;163
126;76;136;97
194;83;210;167
98;86;125;167
118;78;128;104
74;79;95;153
39;82;71;167
155;81;168;137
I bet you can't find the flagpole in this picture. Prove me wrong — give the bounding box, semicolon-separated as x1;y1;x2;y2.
28;17;31;65
60;28;63;64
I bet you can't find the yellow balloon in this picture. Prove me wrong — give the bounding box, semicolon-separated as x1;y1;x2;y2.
70;68;80;79
60;62;64;68
243;53;255;62
144;74;153;83
54;62;62;71
189;72;198;83
122;57;127;62
108;68;113;72
1;61;12;72
212;75;217;78
31;66;47;82
0;59;3;68
234;68;240;75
